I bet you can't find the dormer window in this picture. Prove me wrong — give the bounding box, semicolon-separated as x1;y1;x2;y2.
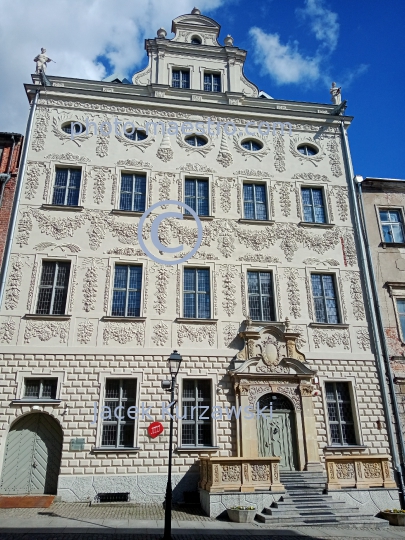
172;69;190;89
191;36;202;45
204;73;221;92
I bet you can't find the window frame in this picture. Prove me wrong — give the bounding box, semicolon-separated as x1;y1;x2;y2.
203;72;222;92
22;378;58;400
172;68;191;89
118;172;147;213
96;373;142;451
301;186;327;224
378;207;405;244
111;264;143;318
184;177;210;217
52;167;82;207
322;380;360;447
246;269;276;322
183;267;211;320
15;371;65;403
35;260;71;316
397;298;405;342
243;182;269;221
177;375;218;450
310;272;340;324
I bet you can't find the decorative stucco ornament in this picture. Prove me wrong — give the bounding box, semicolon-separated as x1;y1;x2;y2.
34;48;54;74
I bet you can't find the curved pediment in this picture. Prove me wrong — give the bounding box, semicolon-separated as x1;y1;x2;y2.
172;14;221;31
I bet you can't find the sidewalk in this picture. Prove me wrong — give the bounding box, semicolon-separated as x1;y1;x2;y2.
1;503;405;539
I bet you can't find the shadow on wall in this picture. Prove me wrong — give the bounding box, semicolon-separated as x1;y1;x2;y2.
173;466;200;503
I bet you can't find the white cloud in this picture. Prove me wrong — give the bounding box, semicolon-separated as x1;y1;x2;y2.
297;0;340;52
249;28;320;85
0;0;225;132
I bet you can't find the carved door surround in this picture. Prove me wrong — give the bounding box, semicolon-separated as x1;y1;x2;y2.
229;319;323;472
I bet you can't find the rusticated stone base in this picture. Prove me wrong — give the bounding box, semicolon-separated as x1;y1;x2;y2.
58;473;199;503
199;488;283;519
328;488;400;515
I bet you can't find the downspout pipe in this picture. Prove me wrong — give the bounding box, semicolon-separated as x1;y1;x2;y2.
340;120;405;506
357;178;405;505
0;90;39;303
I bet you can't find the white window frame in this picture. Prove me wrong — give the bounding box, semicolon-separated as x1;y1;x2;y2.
242;181;270;221
15;370;65;402
51;166;83;207
183;174;212;217
182;266;212;320
105;260;146;318
376;206;405;244
113;168;151;212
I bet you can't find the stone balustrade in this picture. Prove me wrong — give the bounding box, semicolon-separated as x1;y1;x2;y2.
325;455;397;490
199;457;284;493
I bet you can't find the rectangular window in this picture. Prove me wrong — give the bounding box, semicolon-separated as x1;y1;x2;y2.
119;173;146;212
52;168;81;206
247;271;275;321
183;268;210;319
182;379;212;446
172;69;190;89
302;187;326;223
185;178;209;216
23;378;57;400
243;183;268;220
325;382;356;445
380;209;405;243
101;379;136;448
311;274;339;324
36;261;70;315
397;299;405;340
204;73;221;92
111;265;142;317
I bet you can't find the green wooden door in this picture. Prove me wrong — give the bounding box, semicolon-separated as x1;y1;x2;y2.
0;414;62;495
257;393;297;471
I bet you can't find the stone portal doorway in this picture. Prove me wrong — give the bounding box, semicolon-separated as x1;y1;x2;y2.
257;393;298;471
0;413;63;495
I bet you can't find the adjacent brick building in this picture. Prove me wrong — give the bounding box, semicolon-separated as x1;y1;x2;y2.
0;133;23;268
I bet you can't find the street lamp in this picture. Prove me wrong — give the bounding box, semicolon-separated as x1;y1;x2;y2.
163;350;183;540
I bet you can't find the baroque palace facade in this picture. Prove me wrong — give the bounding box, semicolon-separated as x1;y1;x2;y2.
0;8;400;516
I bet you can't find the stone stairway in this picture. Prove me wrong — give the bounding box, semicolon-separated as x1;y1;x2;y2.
256;471;389;528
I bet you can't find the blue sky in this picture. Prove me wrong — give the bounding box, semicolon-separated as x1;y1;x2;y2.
0;0;403;179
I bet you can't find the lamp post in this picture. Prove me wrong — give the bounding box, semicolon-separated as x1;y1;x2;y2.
163;350;183;540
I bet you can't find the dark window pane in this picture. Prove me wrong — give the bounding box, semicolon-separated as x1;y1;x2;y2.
24;380;40;398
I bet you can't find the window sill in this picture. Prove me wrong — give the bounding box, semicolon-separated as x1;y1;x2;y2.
91;447;141;454
11;399;62;405
182;215;214;221
175;318;218;324
238;219;275;225
41;204;84;212
309;323;349;329
176;446;219;453
25;314;71;321
102;316;146;322
324;445;367;451
381;242;405;249
299;221;334;228
111;209;144;217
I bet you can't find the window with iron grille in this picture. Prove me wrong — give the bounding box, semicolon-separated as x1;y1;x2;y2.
182;379;212;446
301;187;326;223
380;209;405;243
185;178;209;216
101;379;136;448
172;69;190;89
243;183;268;220
183;268;210;319
247;271;275;321
52;168;81;206
23;378;57;400
311;274;340;324
36;261;70;315
325;382;356;445
119;173;146;212
204;73;221;92
111;265;142;317
397;299;405;340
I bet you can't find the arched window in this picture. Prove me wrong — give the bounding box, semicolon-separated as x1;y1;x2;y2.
297;144;318;156
191;36;202;45
62;123;84;135
241;139;263;152
124;129;147;141
185;135;207;147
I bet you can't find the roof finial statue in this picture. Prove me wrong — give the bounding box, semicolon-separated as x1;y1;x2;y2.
34;48;54;74
330;82;341;105
157;27;167;39
191;7;201;14
224;35;234;46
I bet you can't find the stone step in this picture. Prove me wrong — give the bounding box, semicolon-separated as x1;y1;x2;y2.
264;506;361;516
255;516;389;529
282;483;326;489
256;512;380;525
270;500;353;510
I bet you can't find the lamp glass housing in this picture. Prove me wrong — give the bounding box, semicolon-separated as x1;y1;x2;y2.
168;350;182;377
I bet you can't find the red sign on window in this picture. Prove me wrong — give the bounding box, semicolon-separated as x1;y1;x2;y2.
148;421;164;439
